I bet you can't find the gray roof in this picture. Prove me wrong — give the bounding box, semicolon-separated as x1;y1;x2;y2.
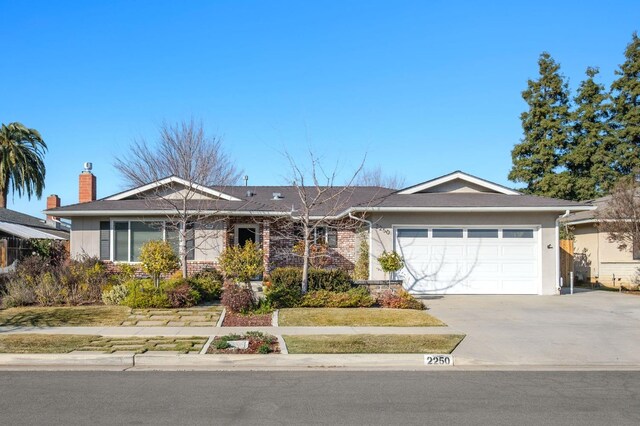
0;208;70;239
47;181;590;218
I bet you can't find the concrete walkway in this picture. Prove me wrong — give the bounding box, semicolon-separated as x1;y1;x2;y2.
0;325;459;337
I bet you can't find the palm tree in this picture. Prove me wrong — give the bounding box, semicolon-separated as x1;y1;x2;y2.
0;122;47;208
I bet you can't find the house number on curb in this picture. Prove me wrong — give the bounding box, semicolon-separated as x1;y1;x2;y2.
424;354;454;366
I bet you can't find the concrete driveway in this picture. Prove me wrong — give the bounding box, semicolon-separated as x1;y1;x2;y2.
424;289;640;366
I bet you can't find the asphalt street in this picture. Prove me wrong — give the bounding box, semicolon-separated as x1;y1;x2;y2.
1;371;639;425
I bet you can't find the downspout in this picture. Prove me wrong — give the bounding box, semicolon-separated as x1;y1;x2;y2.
349;212;373;280
556;210;571;294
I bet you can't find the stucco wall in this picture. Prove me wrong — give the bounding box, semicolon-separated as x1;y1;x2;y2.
573;223;640;285
368;211;560;295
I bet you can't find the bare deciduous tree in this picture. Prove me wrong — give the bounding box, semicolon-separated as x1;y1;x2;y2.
355;165;405;189
114;119;243;277
595;175;640;256
267;151;370;293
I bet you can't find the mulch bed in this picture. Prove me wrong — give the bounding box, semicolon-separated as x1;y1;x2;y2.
207;334;280;354
222;311;272;327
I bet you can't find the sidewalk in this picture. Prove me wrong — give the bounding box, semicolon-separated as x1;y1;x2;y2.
0;325;460;337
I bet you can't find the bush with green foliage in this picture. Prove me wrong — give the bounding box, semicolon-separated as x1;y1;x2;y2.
377;251;404;280
27;239;68;267
264;267;354;308
353;232;369;280
376;289;425;310
101;284;129;305
219;240;263;285
139;240;179;287
121;279;171;309
189;268;223;301
299;287;375;308
1;255;110;308
221;282;255;313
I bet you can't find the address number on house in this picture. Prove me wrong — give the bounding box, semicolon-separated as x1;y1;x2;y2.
424;354;454;366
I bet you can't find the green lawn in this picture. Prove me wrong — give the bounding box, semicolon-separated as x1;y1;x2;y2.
0;306;131;327
278;308;445;327
283;334;464;354
0;334;207;354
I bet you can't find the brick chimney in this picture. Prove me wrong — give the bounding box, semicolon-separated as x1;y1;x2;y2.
79;162;97;203
46;194;61;221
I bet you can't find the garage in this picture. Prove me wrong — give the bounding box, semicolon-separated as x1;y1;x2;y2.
395;226;540;295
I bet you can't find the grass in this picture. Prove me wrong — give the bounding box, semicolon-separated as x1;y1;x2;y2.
283;334;465;354
0;334;207;354
278;308;445;327
0;306;131;327
0;305;223;327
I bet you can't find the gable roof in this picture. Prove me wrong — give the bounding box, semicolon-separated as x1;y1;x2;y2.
397;171;521;195
0;208;69;239
105;176;242;201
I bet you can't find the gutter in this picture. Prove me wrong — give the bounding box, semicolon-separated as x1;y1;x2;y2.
556;210;571;293
349;212;374;280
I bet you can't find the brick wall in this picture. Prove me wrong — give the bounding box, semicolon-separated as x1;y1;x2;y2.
103;260;218;278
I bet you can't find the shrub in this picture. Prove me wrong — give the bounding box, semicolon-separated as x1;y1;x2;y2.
122;279;171;309
377;251;404;279
27;239;68;267
219;240;263;285
139;240;179;287
162;279;201;308
353;232;369;280
300;287;375;308
258;343;271;354
102;284;129;305
2;254;110;307
221;282;255;313
111;263;139;285
190;268;224;301
265;267;354;308
376;289;425;310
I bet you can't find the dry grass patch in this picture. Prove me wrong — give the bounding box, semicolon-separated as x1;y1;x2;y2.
0;334;207;354
278;308;445;327
0;306;131;327
283;334;464;354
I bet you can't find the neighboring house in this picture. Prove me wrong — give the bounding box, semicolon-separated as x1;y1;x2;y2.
0;200;70;268
564;196;640;286
46;168;592;295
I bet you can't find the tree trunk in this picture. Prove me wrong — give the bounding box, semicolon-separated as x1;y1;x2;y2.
0;181;8;208
301;231;311;294
180;223;188;278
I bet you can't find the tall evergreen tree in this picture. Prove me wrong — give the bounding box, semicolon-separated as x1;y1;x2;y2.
565;67;617;200
610;32;640;176
509;52;573;198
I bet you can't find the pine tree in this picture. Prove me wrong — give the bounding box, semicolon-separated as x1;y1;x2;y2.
610;32;640;176
565;67;617;200
509;52;573;198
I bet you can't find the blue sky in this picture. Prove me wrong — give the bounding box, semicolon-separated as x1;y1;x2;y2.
1;0;639;218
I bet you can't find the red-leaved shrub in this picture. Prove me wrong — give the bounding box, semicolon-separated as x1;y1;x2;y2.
376;289;425;310
221;282;255;313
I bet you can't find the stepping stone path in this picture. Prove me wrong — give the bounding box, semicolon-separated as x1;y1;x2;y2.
121;307;222;326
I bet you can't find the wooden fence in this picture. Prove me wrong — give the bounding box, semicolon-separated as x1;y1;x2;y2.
559;239;574;286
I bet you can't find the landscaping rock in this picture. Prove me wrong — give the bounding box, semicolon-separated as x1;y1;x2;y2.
135;320;167;326
166;321;186;327
227;340;249;349
149;315;177;320
190;321;217;326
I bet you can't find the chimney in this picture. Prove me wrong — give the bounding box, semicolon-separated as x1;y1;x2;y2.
79;162;97;203
46;194;61;222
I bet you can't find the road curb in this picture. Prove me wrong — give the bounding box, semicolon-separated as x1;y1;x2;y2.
0;352;136;368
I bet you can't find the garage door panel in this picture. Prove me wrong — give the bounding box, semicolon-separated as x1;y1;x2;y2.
396;226;539;295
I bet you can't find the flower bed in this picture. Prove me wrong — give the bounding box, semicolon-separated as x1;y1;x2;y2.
207;332;279;354
222;311;272;326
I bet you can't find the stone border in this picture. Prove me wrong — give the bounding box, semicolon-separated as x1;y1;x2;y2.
200;335;216;354
276;335;288;354
271;310;279;327
215;308;226;327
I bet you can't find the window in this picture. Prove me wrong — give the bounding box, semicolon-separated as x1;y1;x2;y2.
313;226;338;248
397;229;429;238
99;221;110;260
468;229;499;238
503;229;534;239
432;228;463;238
109;221;194;262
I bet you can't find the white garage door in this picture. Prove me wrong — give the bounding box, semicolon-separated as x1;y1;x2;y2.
395;227;540;295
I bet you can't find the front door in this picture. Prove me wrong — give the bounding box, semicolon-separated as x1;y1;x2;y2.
236;225;258;247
